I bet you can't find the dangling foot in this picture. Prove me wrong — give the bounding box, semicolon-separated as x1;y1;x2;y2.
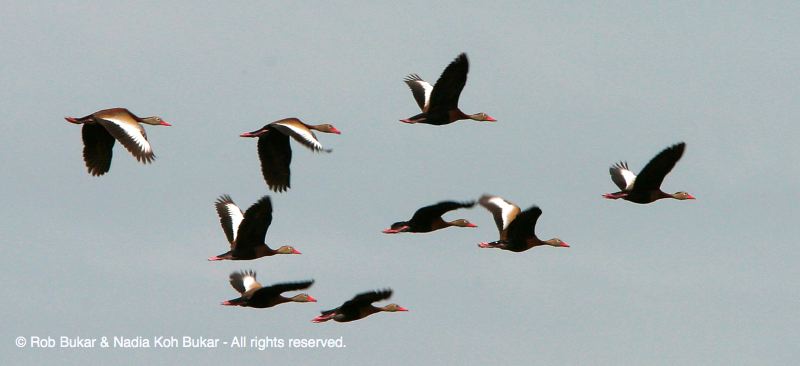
602;192;627;199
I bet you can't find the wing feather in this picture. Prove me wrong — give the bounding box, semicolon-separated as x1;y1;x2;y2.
634;143;686;192
233;196;273;250
229;270;262;294
215;195;244;245
428;53;469;111
505;206;543;251
409;200;475;223
404;74;433;111
81;123;115;176
271;119;330;153
609;161;636;191
257;130;292;192
96;117;155;163
479;195;520;240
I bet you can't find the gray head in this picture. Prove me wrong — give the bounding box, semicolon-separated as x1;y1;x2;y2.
543;238;570;248
139;116;171;126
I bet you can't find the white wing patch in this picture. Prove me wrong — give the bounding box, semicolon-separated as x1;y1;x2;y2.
479;195;521;234
610;162;637;190
486;196;518;231
271;122;326;152
620;170;636;189
222;202;244;242
419;81;433;109
242;273;260;292
404;74;433;111
102;116;153;154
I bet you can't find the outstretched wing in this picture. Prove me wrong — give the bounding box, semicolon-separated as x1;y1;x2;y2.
404;74;433;111
257;129;292;192
215;195;244;245
229;270;262;295
233;196;273;250
257;280;315;297
609;161;636;191
409;200;475;223
96;116;155;164
478;195;521;240
428;53;469;111
270;119;331;153
505;205;542;249
81;123;115;176
634;143;686;192
338;289;393;316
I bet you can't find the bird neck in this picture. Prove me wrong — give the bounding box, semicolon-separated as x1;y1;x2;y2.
659;191;675;200
450;109;470;122
254;245;276;258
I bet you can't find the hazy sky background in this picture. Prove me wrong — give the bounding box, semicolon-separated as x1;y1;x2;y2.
2;1;799;364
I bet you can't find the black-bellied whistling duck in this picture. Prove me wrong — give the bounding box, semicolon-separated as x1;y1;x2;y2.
221;270;316;308
208;195;301;261
65;108;171;176
400;53;496;125
382;200;477;233
240;118;341;192
478;195;569;252
312;289;407;323
604;142;695;204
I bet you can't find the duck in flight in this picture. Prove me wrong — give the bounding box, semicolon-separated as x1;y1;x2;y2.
382;200;477;233
401;53;496;125
65;108;171;176
312;289;407;323
208;195;301;261
221;270;316;308
603;142;695;204
240;118;340;192
478;195;569;252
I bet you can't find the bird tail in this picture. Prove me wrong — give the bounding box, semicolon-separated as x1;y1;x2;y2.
478;241;504;249
312;310;337;323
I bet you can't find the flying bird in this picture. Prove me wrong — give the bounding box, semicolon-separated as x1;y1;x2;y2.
221;270;316;308
65;108;171;176
478;195;569;252
400;53;496;125
603;142;695;204
208;195;301;261
382;200;477;233
240;118;340;192
312;289;407;323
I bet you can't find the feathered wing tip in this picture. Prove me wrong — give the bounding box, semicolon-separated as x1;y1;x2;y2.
215;194;235;206
215;194;244;244
268;183;289;193
229;270;259;294
611;161;628;171
609;161;637;191
478;194;521;236
230;269;257;281
454;52;468;64
353;288;393;304
404;73;424;82
268;279;315;294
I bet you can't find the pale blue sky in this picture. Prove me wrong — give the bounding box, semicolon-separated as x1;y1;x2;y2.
2;1;799;364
